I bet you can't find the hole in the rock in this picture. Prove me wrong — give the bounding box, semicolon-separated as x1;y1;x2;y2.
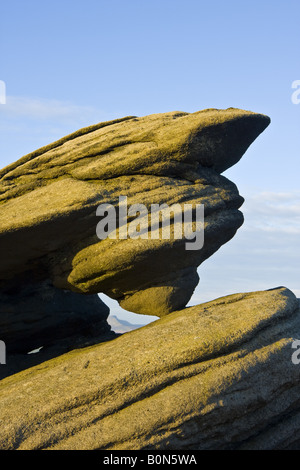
100;294;158;334
27;346;44;355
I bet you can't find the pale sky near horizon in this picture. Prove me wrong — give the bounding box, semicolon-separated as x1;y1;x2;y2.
0;0;299;324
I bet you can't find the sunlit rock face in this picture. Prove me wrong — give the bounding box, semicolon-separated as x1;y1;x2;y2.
0;109;270;324
1;287;299;450
2;110;298;453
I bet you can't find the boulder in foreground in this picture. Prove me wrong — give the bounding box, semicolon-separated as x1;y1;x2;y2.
0;287;299;450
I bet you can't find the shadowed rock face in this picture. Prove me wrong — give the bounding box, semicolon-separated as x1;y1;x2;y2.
0;277;114;357
0;108;270;324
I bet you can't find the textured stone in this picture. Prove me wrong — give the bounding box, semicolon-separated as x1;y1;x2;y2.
0;276;116;380
0;108;270;317
0;287;299;450
0;277;113;356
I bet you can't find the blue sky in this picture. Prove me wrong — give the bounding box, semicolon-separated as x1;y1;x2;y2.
0;0;299;324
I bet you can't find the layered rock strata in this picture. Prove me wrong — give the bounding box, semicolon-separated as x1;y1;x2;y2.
0;108;270;320
0;287;299;450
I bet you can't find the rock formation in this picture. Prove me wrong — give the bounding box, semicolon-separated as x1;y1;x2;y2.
0;287;299;450
0;108;270;329
3;107;297;451
0;277;114;356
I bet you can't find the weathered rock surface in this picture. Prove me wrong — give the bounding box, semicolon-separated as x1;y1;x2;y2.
0;108;270;317
0;287;299;450
0;276;114;359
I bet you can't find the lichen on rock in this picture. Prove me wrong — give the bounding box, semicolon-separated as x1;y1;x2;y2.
0;108;270;319
0;287;299;450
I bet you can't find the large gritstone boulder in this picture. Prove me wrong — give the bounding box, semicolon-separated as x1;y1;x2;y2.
0;108;270;322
